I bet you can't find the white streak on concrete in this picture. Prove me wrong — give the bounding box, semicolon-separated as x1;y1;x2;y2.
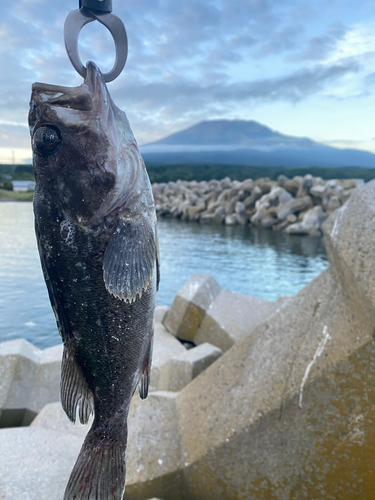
299;325;331;409
330;202;348;242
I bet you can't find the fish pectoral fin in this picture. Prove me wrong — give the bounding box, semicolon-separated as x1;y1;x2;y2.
61;343;94;424
103;217;157;302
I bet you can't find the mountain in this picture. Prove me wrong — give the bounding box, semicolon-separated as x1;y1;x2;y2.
139;120;375;168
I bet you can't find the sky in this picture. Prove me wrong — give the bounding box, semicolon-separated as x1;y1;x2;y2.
1;0;375;163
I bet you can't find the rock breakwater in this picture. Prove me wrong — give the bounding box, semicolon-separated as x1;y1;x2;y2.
153;174;364;236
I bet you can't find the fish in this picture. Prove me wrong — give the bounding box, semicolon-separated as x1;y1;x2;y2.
28;62;160;500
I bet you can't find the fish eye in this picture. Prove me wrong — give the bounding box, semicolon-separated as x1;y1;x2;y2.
33;125;62;156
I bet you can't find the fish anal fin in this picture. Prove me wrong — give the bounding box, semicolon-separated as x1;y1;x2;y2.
103;217;157;303
60;344;94;424
139;333;154;400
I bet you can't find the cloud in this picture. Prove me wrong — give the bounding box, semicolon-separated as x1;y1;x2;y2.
289;23;348;62
112;59;361;112
0;0;373;154
256;24;305;57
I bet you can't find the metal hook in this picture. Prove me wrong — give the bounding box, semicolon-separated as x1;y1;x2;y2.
64;7;128;83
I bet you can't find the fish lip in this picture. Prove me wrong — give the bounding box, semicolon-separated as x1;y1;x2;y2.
84;61;106;97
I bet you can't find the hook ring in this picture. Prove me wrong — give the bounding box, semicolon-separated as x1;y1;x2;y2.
64;8;128;82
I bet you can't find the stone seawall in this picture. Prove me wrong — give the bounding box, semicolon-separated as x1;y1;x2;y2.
153;174;364;236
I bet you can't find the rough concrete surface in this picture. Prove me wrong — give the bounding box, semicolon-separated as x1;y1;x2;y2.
195;289;279;351
173;180;375;500
0;339;62;425
163;274;221;340
0;427;83;500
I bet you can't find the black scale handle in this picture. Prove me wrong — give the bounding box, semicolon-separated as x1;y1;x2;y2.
79;0;113;14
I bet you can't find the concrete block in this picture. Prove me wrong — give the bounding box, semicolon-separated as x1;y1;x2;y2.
31;402;92;438
171;181;375;499
154;305;170;324
150;323;187;392
0;426;83;500
163;274;221;341
195;290;279;351
182;342;223;379
0;339;62;427
125;392;186;500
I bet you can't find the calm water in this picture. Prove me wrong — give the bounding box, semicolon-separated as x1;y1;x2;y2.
0;203;329;349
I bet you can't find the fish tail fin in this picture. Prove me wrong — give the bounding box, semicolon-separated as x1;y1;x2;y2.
139;332;154;400
64;419;127;500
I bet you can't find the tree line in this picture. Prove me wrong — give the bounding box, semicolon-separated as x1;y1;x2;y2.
2;163;375;185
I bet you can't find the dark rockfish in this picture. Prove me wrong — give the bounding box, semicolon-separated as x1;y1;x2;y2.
28;62;159;500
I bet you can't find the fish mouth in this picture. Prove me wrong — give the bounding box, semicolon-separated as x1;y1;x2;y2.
31;81;93;111
30;62;106;112
84;61;106;97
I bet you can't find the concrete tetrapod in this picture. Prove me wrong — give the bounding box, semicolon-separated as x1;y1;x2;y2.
163;274;221;341
173;180;375;500
195;289;279;351
0;339;62;427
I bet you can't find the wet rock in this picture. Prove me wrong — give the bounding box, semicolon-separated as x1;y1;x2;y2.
163;274;221;341
194;290;279;352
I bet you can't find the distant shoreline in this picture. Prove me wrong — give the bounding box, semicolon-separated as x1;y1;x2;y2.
0;189;34;202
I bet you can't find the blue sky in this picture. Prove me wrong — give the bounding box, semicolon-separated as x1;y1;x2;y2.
1;0;375;163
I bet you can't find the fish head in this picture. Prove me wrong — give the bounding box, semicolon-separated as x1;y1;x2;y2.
29;62;140;226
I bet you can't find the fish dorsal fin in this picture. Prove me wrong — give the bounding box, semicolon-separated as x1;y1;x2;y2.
103;217;157;303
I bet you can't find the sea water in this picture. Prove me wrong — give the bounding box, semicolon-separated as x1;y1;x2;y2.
0;203;328;349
